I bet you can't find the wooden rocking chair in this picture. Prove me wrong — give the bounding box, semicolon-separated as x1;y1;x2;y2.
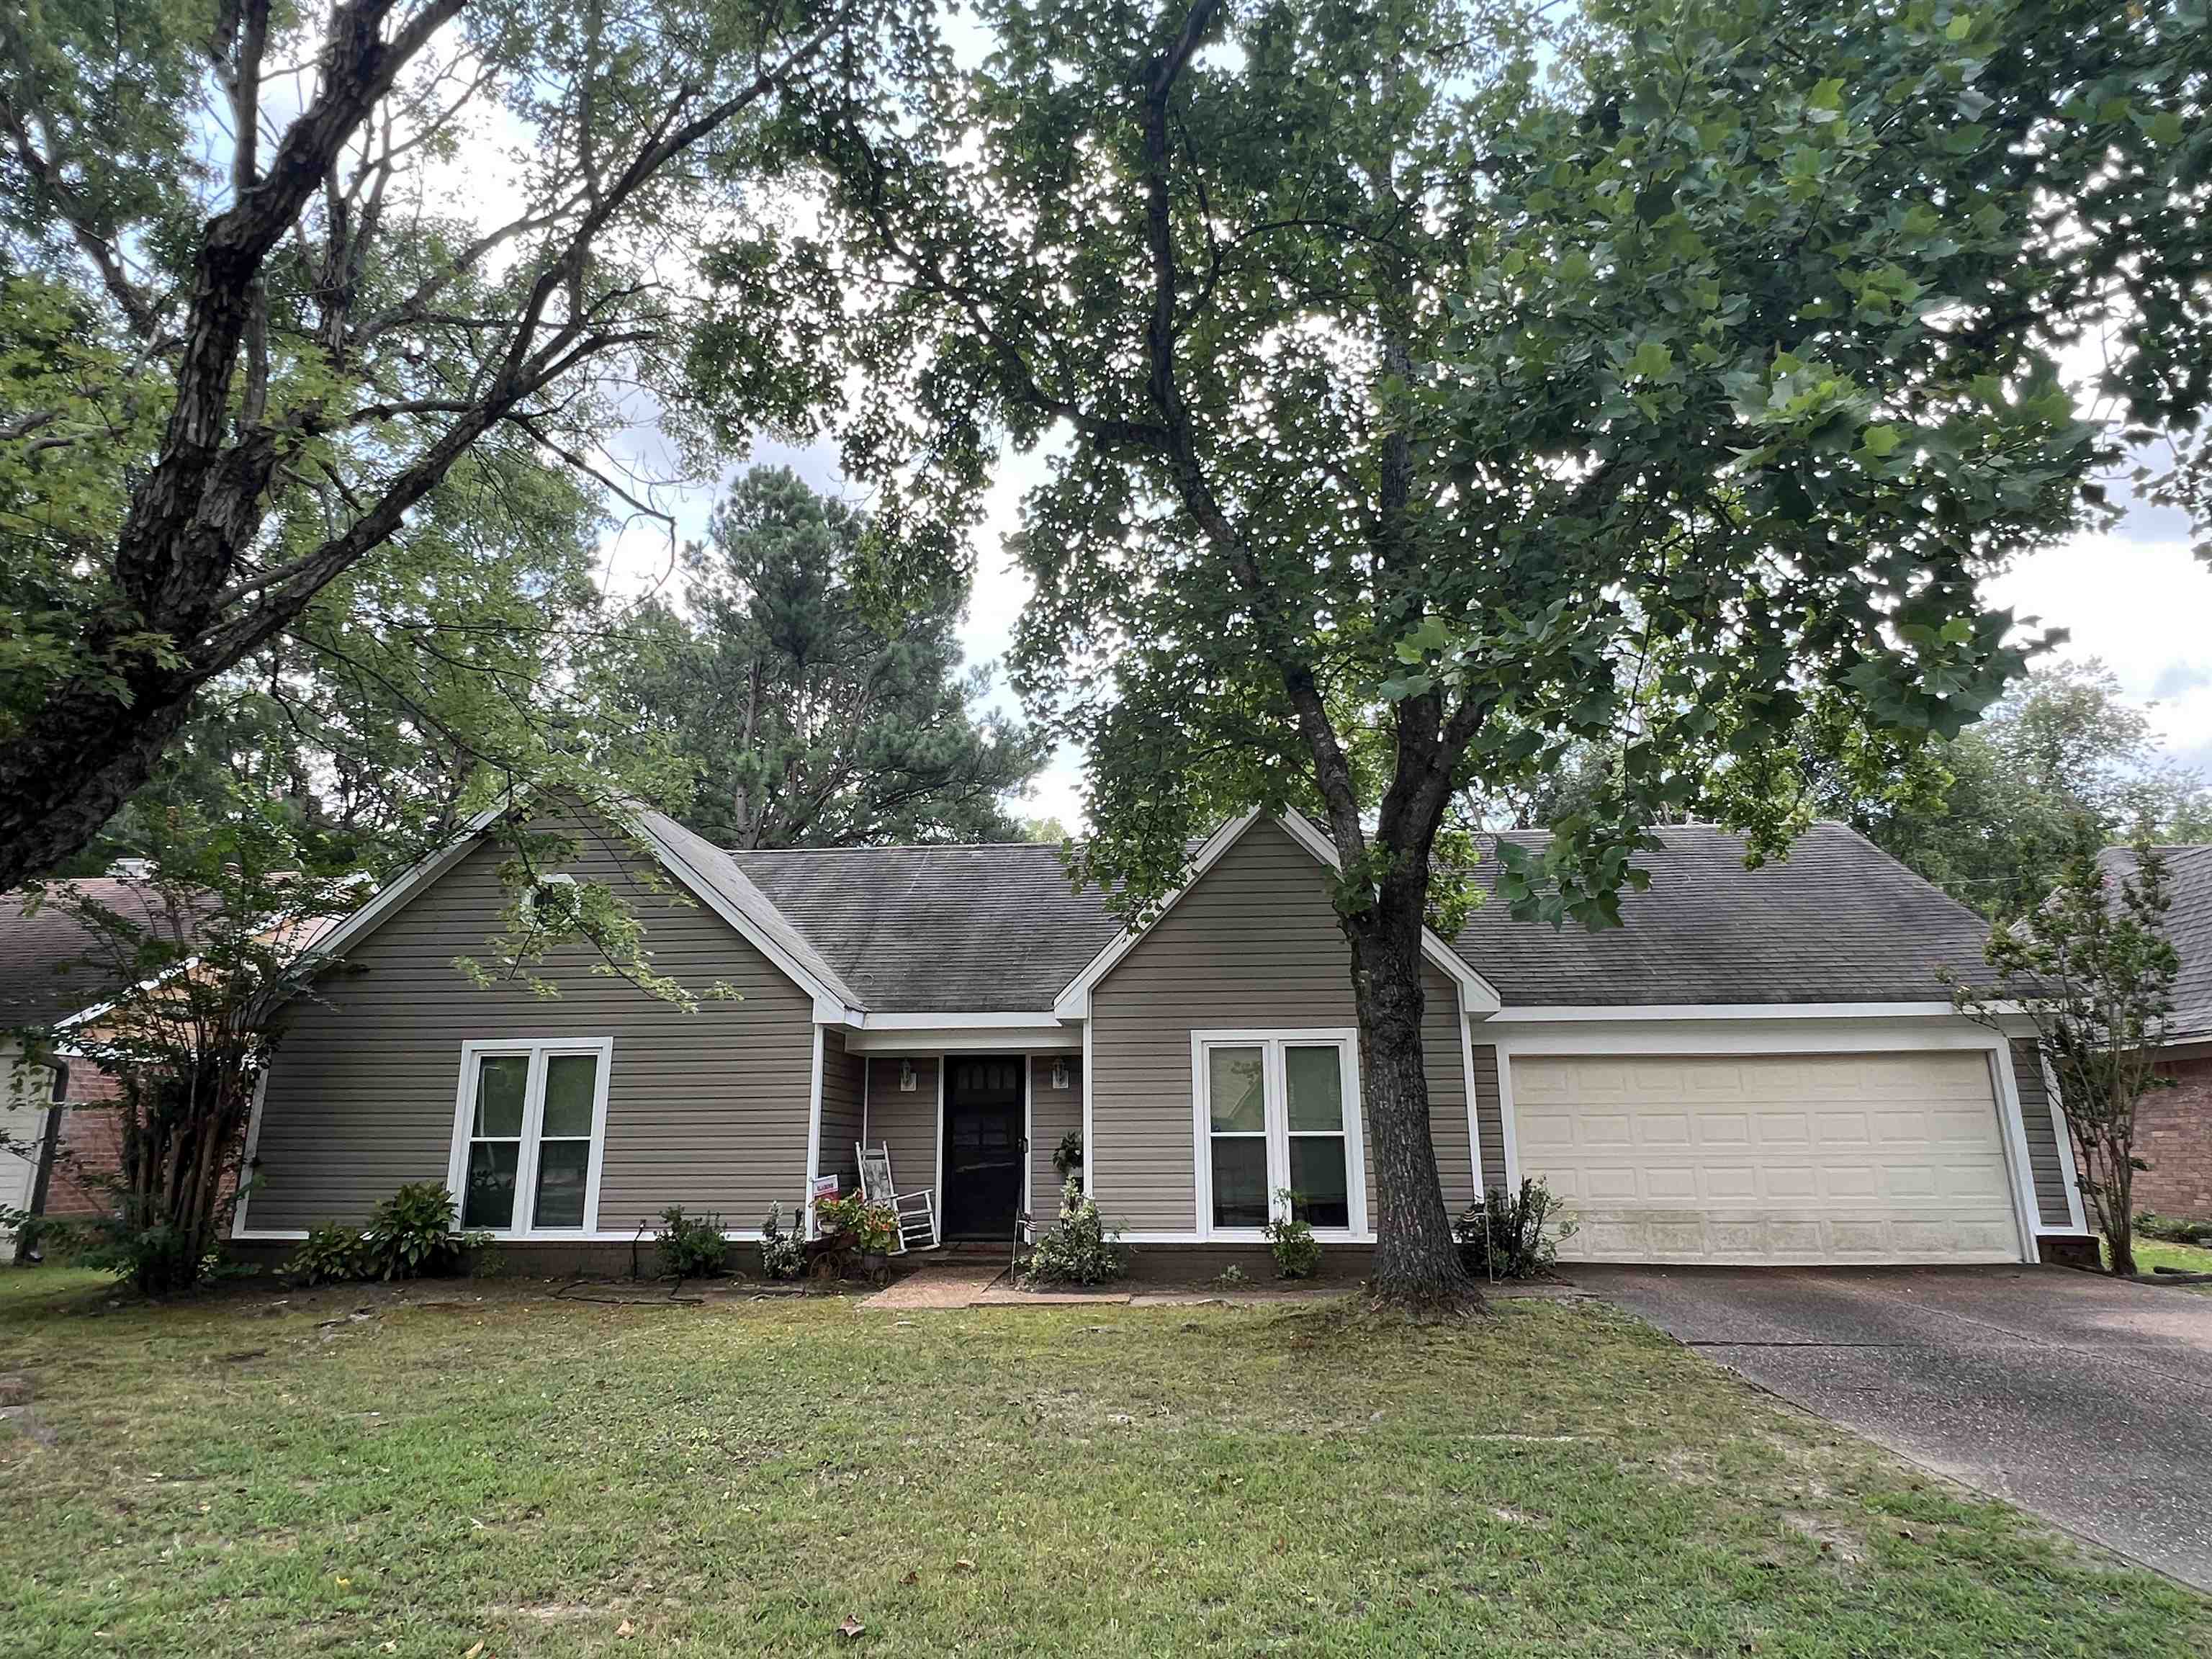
855;1141;938;1254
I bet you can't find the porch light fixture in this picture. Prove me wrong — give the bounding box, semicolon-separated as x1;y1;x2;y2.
1051;1058;1070;1091
899;1060;917;1092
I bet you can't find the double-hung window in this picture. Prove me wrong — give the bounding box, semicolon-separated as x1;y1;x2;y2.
448;1038;611;1236
1194;1031;1364;1238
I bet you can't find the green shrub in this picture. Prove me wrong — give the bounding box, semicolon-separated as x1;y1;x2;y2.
759;1201;806;1280
285;1223;367;1286
2136;1211;2212;1246
1455;1177;1577;1280
1263;1191;1321;1279
657;1205;729;1280
1021;1177;1127;1287
1213;1262;1248;1288
359;1182;471;1280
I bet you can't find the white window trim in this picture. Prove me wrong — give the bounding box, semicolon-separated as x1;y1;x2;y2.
446;1036;613;1238
1190;1028;1366;1242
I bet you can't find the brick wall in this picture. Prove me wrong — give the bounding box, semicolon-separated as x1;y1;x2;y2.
42;1067;124;1219
2136;1054;2212;1223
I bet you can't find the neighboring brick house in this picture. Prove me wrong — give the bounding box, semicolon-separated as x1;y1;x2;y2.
0;877;209;1240
2098;845;2212;1223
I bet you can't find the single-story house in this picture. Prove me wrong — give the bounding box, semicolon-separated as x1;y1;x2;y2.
2098;844;2212;1223
228;799;2096;1272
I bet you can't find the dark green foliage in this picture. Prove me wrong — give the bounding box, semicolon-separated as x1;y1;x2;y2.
1457;1180;1578;1282
1264;1195;1321;1280
359;1184;470;1282
603;467;1047;849
286;1224;369;1287
657;1206;730;1280
1052;1130;1084;1182
2137;1213;2212;1247
1020;1178;1128;1288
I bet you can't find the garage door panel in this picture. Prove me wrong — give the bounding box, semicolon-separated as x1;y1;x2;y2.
1516;1051;2023;1265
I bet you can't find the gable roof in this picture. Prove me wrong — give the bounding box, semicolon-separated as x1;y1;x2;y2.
1448;822;1995;1007
0;879;220;1032
2095;843;2212;1043
729;841;1123;1014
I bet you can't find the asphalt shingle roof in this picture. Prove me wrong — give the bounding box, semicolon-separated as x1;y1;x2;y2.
722;819;1995;1014
0;879;212;1030
2096;843;2212;1043
729;842;1124;1014
1449;822;1995;1007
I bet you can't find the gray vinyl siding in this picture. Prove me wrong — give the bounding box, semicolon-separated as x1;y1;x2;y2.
1088;818;1474;1232
862;1054;940;1210
250;814;816;1232
818;1029;866;1193
1028;1053;1084;1214
2010;1037;2074;1226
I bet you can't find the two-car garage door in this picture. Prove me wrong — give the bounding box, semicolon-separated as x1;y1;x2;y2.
1513;1051;2025;1264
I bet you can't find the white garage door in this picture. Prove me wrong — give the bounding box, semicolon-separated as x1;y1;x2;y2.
1514;1051;2025;1264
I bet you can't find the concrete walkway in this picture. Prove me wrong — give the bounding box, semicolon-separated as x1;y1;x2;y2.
1576;1264;2212;1590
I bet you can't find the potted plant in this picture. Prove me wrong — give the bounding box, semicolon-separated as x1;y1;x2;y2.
814;1190;900;1282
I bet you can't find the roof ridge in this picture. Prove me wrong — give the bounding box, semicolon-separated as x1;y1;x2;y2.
724;840;1071;856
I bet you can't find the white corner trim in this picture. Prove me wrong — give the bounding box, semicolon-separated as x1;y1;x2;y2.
1985;1041;2046;1264
933;1055;948;1221
805;1025;826;1208
444;1035;614;1241
2037;1047;2091;1234
1189;1028;1366;1241
1050;808;1502;1019
1457;977;1483;1196
1494;1046;1523;1190
1022;1051;1035;1218
1080;1016;1095;1201
229;1069;272;1239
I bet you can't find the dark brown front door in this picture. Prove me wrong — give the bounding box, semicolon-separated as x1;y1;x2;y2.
942;1056;1025;1239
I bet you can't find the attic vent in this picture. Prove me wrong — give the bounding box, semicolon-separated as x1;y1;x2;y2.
107;858;153;879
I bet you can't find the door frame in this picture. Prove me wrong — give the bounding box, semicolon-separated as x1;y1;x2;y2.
937;1053;1029;1239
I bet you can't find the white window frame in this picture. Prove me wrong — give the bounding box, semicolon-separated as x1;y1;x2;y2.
1191;1029;1364;1241
446;1037;613;1238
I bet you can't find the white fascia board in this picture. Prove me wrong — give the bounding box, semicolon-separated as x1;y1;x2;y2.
853;1010;1067;1030
1489;1016;2013;1057
844;1024;1078;1054
1481;1001;2008;1025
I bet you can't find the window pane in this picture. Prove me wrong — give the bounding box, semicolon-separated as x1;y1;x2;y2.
532;1138;590;1228
541;1053;599;1138
1289;1136;1351;1228
1285;1046;1344;1131
463;1140;518;1230
1208;1047;1266;1133
1210;1137;1268;1228
472;1055;528;1138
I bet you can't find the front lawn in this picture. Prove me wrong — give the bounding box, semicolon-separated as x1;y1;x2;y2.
1;1267;2205;1657
2125;1234;2212;1286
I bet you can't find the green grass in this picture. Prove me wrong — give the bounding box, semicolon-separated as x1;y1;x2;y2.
1;1267;2205;1658
2118;1233;2212;1285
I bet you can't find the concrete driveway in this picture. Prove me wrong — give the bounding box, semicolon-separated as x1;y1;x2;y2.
1573;1264;2212;1590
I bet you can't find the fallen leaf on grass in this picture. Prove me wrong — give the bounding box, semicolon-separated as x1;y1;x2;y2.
953;1557;976;1573
616;1619;635;1636
464;1643;485;1658
899;1570;919;1587
837;1615;866;1639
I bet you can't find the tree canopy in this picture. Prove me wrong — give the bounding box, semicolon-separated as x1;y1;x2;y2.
775;0;2212;1305
605;466;1046;848
0;0;933;889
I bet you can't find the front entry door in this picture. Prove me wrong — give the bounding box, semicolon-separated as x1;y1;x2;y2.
942;1056;1025;1239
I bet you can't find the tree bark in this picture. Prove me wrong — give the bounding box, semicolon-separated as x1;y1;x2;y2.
1344;864;1479;1314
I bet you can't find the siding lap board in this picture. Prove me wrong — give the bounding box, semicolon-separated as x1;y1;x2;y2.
1028;1054;1084;1214
2009;1036;2073;1227
250;818;816;1231
863;1056;941;1215
818;1029;866;1194
1089;819;1473;1231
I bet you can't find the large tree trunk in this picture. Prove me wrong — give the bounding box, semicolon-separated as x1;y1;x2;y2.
0;673;204;891
1345;882;1480;1315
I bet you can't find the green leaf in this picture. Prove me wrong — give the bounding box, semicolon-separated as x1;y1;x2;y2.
1627;339;1674;379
